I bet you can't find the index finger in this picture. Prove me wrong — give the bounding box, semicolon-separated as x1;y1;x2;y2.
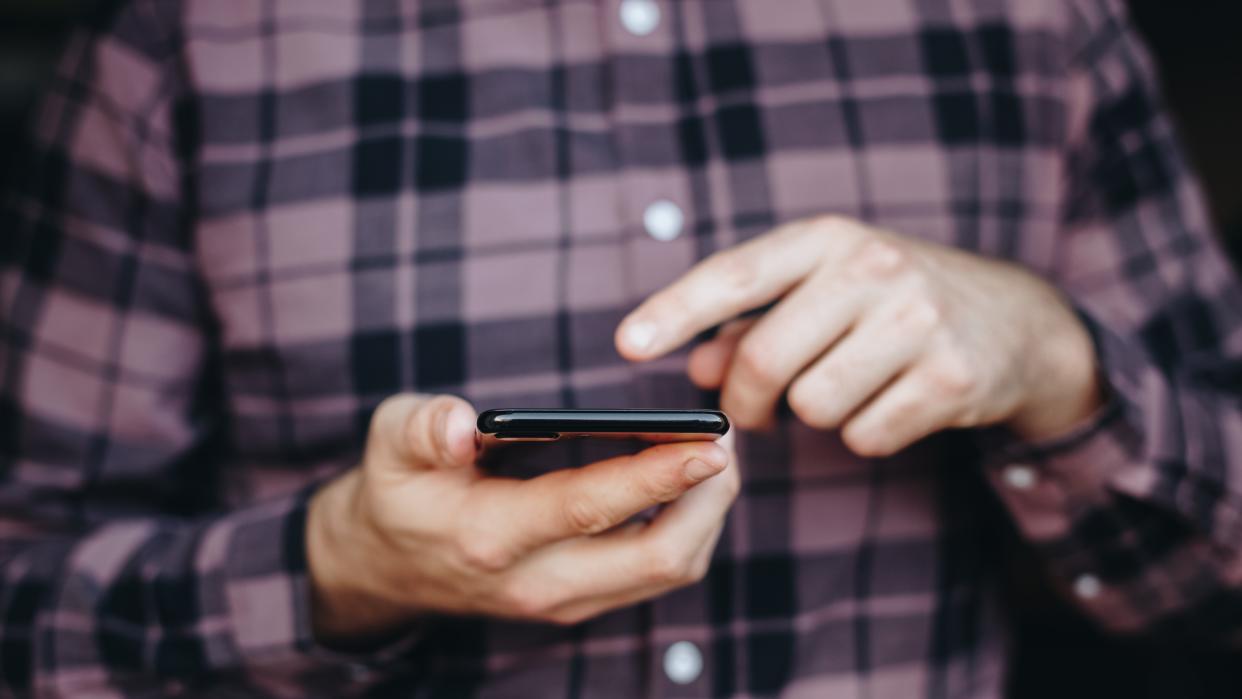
614;217;846;361
504;432;741;621
476;440;731;559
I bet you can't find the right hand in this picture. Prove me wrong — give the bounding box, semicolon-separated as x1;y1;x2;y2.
306;394;739;643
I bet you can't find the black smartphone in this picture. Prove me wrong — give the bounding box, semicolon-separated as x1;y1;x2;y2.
477;409;729;443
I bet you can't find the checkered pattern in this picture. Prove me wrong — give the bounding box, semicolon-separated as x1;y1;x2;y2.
2;0;1240;696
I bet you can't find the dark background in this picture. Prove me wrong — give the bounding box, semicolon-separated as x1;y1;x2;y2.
2;2;1241;697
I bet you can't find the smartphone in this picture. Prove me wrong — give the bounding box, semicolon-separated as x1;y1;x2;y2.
477;409;729;443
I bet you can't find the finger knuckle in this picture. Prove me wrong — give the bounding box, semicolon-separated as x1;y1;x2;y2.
849;239;908;279
788;379;838;429
943;392;983;429
649;288;688;323
707;249;758;294
634;467;685;505
949;402;984;428
501;579;554;619
926;353;977;397
734;341;780;387
883;394;922;428
647;541;695;585
895;297;942;333
455;532;516;573
869;387;929;432
562;496;614;536
816;353;855;388
842;423;894;458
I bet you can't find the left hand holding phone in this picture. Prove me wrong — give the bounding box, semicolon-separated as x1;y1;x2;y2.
306;393;738;644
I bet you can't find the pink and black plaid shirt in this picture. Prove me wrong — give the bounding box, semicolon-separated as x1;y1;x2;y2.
3;0;1242;696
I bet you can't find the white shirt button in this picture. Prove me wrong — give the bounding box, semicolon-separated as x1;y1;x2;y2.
663;640;703;685
643;199;684;241
1001;464;1037;491
1073;573;1102;600
619;0;661;36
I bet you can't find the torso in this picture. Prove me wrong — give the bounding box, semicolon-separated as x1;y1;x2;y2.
184;0;1071;694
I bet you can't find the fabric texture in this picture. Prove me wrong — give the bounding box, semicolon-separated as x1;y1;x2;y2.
2;0;1241;696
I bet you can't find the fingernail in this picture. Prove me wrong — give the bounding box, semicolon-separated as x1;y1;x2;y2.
684;457;724;482
623;320;657;353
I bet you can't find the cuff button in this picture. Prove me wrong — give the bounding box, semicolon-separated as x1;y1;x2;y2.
1073;573;1102;600
1002;464;1037;491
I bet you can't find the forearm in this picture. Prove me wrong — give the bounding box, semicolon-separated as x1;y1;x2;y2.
0;492;327;694
983;0;1242;640
984;308;1242;640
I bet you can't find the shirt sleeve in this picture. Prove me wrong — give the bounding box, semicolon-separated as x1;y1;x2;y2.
0;4;393;694
982;0;1242;642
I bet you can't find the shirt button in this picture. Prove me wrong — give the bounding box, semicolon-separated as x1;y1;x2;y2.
619;0;661;36
663;640;703;685
1073;573;1103;600
1001;464;1037;491
643;199;684;241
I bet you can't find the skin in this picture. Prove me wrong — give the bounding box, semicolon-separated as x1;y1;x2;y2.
309;213;1101;643
616;214;1104;455
308;394;740;642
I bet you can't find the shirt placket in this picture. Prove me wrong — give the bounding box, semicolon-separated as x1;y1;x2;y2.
605;0;697;310
603;1;717;695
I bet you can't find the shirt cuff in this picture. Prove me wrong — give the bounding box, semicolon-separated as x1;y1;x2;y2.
202;486;426;678
976;398;1142;537
974;307;1242;633
974;304;1150;540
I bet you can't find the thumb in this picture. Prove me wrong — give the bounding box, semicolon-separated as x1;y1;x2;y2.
370;393;478;470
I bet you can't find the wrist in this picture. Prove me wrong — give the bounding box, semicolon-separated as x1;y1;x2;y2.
1008;303;1104;442
307;470;412;646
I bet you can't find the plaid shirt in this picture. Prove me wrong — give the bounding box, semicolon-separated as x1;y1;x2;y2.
3;0;1241;696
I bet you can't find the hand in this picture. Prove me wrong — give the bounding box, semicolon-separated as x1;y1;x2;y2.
615;215;1102;456
307;394;739;642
